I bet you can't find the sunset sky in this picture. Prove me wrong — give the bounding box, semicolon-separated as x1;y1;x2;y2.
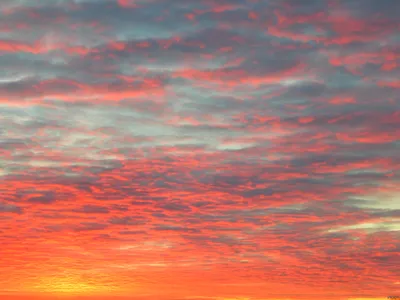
0;0;399;299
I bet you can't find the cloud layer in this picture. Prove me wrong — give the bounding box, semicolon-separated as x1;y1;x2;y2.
0;0;399;299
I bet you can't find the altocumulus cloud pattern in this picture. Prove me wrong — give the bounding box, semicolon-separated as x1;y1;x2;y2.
0;0;399;300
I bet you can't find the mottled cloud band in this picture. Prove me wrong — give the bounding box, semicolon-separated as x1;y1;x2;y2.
0;0;399;299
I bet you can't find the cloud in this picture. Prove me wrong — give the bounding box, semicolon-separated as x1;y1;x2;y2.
0;203;23;214
0;0;399;299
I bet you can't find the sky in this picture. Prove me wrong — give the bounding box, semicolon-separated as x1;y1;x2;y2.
0;0;399;299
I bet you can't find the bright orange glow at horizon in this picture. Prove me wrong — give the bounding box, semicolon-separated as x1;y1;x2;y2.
30;275;123;296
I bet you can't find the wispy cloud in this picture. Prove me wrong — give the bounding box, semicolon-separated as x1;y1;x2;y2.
0;0;399;299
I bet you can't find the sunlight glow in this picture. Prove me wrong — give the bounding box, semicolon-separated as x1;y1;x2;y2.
31;275;121;296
